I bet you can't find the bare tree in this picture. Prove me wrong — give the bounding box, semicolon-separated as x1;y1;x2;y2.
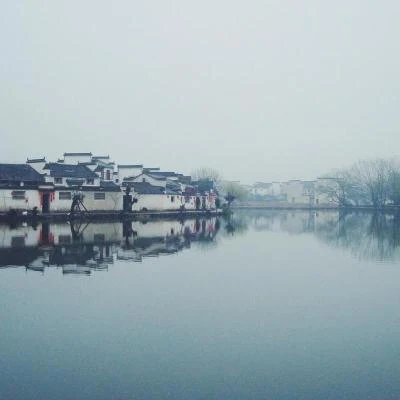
387;159;400;206
220;181;249;205
351;159;391;208
317;169;355;206
191;167;221;183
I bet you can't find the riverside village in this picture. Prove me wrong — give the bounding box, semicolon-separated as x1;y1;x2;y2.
0;152;220;219
0;151;371;220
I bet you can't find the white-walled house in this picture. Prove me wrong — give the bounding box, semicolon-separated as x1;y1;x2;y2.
0;164;51;212
124;173;167;188
315;177;340;206
42;163;122;212
117;165;143;182
281;180;316;205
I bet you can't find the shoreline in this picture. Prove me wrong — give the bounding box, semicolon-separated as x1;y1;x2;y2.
0;209;222;223
232;204;400;213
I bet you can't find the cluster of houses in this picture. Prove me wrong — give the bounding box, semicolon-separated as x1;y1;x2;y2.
248;178;337;206
0;153;219;214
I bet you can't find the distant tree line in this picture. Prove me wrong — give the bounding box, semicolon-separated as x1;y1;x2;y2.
192;167;249;204
319;158;400;208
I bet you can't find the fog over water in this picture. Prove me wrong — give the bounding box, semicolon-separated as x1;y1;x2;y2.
2;1;400;182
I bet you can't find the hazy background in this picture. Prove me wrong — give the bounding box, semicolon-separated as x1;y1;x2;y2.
1;0;399;183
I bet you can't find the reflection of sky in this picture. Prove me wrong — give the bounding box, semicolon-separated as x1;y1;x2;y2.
1;213;400;400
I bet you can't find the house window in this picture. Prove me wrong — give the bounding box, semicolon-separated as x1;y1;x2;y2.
171;196;175;203
11;236;25;247
54;178;62;184
185;196;191;203
87;179;94;185
94;192;105;200
11;190;25;200
59;192;72;200
142;178;146;182
106;170;111;180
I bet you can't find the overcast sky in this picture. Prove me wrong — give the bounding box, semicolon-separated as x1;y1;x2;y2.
1;1;400;183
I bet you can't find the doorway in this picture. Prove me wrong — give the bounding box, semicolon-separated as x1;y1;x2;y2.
42;193;50;213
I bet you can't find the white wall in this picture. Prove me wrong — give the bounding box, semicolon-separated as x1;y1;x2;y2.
281;181;314;205
27;161;46;173
132;193;216;211
64;154;92;164
118;166;143;181
129;173;166;188
133;194;185;211
0;189;41;212
50;190;122;212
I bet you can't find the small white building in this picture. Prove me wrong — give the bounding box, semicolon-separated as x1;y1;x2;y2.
0;164;50;212
63;152;93;165
117;165;143;182
281;180;316;205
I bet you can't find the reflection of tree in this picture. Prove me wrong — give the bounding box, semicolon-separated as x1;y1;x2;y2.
223;214;249;236
317;212;400;262
234;209;400;262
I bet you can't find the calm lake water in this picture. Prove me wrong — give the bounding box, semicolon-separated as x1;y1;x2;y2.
1;211;400;400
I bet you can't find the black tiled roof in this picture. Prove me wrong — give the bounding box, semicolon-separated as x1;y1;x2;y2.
100;181;121;192
118;164;143;168
92;155;110;160
44;163;98;179
150;171;178;177
0;164;45;182
128;182;165;195
63;152;92;156
27;158;46;163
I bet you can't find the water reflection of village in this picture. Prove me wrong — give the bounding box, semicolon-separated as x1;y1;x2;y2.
231;210;400;262
3;211;400;271
0;218;220;275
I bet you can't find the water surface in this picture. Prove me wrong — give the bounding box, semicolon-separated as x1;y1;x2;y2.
1;211;400;399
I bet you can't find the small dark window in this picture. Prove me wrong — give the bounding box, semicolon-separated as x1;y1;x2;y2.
106;170;111;180
54;178;63;184
87;179;94;185
142;178;146;182
11;236;25;247
11;190;25;200
94;234;105;242
58;235;72;244
59;192;72;200
94;192;105;200
171;196;175;203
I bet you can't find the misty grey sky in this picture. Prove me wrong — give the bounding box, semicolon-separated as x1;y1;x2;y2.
1;1;400;183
